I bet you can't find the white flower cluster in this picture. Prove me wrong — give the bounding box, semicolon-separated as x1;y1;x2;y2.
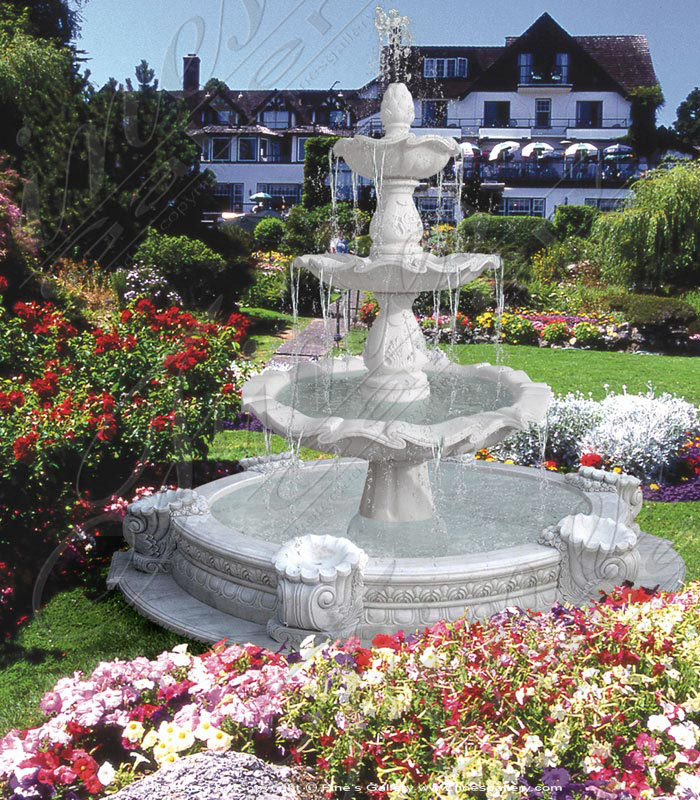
120;261;182;306
495;389;699;481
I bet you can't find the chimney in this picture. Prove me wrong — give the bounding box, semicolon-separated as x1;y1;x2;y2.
183;54;200;93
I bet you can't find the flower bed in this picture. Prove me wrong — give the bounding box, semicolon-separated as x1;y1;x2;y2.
0;292;253;636
486;392;699;500
4;585;700;798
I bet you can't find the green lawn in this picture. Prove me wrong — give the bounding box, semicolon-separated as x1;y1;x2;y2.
209;429;326;462
0;589;205;734
240;306;313;365
345;329;700;405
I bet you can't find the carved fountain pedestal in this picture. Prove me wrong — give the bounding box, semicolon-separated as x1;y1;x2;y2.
108;83;685;647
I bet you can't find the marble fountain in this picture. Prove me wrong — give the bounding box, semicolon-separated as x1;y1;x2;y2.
108;83;685;648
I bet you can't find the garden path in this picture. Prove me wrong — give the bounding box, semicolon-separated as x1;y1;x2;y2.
270;300;349;364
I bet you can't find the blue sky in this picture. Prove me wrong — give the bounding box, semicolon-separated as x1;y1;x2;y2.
77;0;699;127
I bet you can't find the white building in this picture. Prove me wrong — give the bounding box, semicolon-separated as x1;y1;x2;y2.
181;13;661;221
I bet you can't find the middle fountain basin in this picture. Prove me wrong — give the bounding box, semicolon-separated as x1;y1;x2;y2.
166;458;682;641
242;355;551;461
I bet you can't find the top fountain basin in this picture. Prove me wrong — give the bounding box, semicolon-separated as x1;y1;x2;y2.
334;83;459;180
334;134;459;181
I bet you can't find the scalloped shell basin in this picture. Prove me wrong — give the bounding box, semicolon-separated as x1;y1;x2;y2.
208;460;591;559
275;368;514;426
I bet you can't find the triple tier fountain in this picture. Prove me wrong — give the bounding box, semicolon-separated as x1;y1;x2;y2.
109;83;684;647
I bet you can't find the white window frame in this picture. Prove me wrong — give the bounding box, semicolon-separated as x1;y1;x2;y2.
296;137;310;162
535;98;552;128
237;136;258;162
423;57;467;79
555;52;569;83
211;137;231;162
261;109;291;129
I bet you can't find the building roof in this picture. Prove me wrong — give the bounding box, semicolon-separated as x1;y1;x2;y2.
572;35;658;91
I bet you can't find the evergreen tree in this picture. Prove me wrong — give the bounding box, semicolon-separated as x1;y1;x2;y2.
674;87;700;149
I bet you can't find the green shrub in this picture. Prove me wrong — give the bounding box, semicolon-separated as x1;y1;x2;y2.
531;236;599;284
572;321;603;347
681;289;700;317
413;277;493;318
596;290;697;328
501;314;537;344
349;234;372;256
541;321;571;345
241;269;288;311
282;203;370;256
527;279;563;311
253;218;286;252
458;213;555;283
552;205;600;240
133;228;230;309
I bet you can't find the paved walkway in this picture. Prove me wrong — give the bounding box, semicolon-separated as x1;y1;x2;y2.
271;304;349;364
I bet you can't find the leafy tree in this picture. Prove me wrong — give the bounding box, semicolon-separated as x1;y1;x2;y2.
302;136;339;209
66;62;215;268
674;87;700;149
626;85;664;159
0;0;84;47
593;162;700;289
253;218;285;252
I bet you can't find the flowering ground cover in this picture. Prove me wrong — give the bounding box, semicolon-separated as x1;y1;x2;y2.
5;585;700;798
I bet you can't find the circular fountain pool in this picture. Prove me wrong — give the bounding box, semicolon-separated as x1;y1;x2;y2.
209;459;589;558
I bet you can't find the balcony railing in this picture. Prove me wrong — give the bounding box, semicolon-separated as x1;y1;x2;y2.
357;117;628;136
479;159;640;184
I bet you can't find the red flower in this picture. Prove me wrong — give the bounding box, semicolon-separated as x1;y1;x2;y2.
13;433;39;464
580;452;603;468
0;275;8;292
226;312;250;343
221;383;235;394
353;647;372;672
150;412;175;432
31;372;59;400
121;309;132;323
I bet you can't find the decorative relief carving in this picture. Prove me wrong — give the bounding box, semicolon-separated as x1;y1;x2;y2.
540;513;640;606
268;535;367;644
123;488;206;574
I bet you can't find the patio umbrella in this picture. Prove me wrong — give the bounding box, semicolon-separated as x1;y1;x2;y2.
249;192;273;201
565;142;598;158
603;143;634;160
459;141;481;158
522;141;555;158
488;141;520;161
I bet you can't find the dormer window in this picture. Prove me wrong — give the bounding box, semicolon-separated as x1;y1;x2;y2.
423;57;467;78
554;53;569;83
518;53;534;83
261;109;291;129
202;105;239;126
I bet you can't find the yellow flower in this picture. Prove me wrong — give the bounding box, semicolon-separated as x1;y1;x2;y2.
650;483;660;490
613;467;622;474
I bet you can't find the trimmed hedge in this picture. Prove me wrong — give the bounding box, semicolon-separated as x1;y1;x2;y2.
458;213;555;282
598;290;698;329
552;204;600;240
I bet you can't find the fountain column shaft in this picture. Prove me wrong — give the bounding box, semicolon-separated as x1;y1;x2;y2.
361;292;430;403
360;460;433;522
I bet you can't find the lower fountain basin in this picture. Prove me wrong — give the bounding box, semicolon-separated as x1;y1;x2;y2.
104;458;684;644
